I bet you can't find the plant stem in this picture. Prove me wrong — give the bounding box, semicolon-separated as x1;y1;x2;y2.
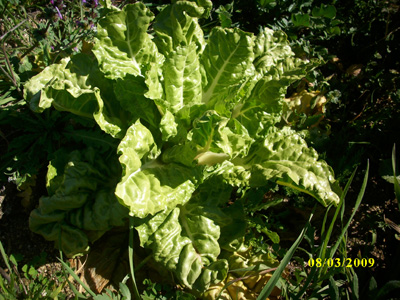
0;65;15;85
0;20;27;41
229;267;278;284
129;216;141;300
0;266;11;283
1;43;21;94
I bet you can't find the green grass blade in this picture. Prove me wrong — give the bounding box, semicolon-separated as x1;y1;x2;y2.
321;167;357;258
0;240;12;272
320;204;332;239
58;247;87;298
129;216;141;300
328;276;340;300
0;274;10;295
58;258;96;298
340;186;346;224
318;167;357;276
0;240;18;297
256;210;314;300
295;168;358;299
350;268;359;299
294;265;318;300
48;282;67;299
376;280;400;300
119;281;132;300
330;161;369;258
392;144;400;210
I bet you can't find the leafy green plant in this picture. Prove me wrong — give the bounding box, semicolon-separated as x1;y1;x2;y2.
0;240;68;299
0;0;100;97
211;0;341;60
0;0;105;188
141;278;196;300
291;163;368;299
0;104;117;188
24;0;341;297
248;163;370;299
58;256;132;299
257;209;313;300
211;0;400;186
362;276;400;300
263;160;400;300
1;237;132;300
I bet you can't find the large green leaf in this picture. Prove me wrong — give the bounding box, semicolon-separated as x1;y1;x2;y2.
93;88;129;138
233;127;340;206
24;58;70;113
160;43;203;113
24;54;133;138
24;56;99;118
159;110;254;167
191;110;253;164
153;0;211;56
29;148;129;257
93;3;157;79
201;27;255;110
135;179;245;291
147;0;212;126
115;121;202;218
113;74;161;129
231;29;313;138
253;28;294;76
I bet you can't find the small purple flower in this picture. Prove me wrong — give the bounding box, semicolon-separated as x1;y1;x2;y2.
50;0;54;4
94;0;98;7
55;6;62;19
82;0;87;3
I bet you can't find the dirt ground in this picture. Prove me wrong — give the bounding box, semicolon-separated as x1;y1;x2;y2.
0;182;60;264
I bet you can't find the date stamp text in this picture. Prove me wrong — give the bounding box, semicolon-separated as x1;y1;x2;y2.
308;257;375;268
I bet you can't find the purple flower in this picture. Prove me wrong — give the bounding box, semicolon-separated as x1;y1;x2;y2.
82;0;86;3
55;6;62;19
50;0;54;4
94;0;98;7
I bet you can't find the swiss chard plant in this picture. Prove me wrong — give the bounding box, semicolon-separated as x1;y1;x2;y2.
24;0;341;295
